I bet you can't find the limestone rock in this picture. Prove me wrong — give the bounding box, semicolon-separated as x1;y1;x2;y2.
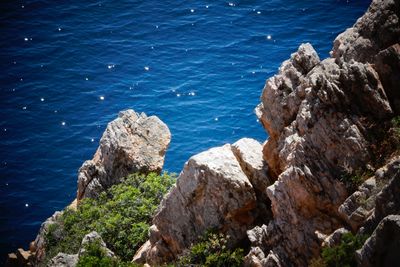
47;232;114;267
132;240;151;264
231;138;273;222
374;43;400;114
34;211;64;263
244;246;265;267
77;109;171;200
331;0;400;64
338;177;377;231
357;215;400;267
321;228;350;248
362;157;400;234
251;0;396;265
256;43;320;141
136;139;270;265
339;157;400;233
47;253;78;267
79;231;115;258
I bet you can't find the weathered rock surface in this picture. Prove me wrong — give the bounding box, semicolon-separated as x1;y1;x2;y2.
339;157;400;232
338;177;377;232
47;231;114;267
251;0;398;265
231;138;273;222
331;0;400;64
34;211;64;263
77;109;171;200
362;157;400;234
47;253;78;267
27;110;170;266
78;231;115;258
321;228;350;248
357;215;400;267
136;138;270;265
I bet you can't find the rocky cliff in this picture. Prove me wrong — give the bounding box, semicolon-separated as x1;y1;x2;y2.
5;110;171;267
77;109;171;200
136;0;400;266
6;0;400;266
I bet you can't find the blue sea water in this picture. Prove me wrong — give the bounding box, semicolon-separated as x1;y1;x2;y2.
0;0;371;261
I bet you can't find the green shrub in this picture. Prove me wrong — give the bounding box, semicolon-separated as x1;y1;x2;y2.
77;240;140;267
178;230;244;267
43;172;175;265
318;232;368;267
340;169;372;193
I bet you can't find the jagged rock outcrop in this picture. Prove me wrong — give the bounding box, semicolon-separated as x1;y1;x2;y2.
135;138;270;265
249;0;399;265
361;157;400;234
339;157;400;232
357;215;400;267
34;211;64;263
77;109;171;200
47;253;78;267
78;231;115;258
47;231;114;267
321;228;350;248
13;1;400;266
27;110;170;265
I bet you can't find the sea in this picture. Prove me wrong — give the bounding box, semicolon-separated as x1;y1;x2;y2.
0;0;371;262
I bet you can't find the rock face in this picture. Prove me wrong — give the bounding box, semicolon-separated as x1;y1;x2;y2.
28;110;170;265
339;157;400;232
357;215;400;267
34;211;64;263
362;157;400;234
47;231;114;267
250;0;399;266
135;138;271;265
78;231;115;258
47;253;78;267
77;109;171;200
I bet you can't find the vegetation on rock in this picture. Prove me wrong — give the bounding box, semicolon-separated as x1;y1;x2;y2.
77;240;139;267
310;232;368;267
44;172;175;265
178;230;244;267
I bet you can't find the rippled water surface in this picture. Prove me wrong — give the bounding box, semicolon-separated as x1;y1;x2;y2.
0;0;370;260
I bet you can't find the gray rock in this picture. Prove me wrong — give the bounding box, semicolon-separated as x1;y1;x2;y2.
331;0;400;64
362;157;400;234
338;177;377;231
256;43;320;142
374;43;400;114
79;231;115;258
357;215;400;267
244;246;265;267
251;0;396;265
47;253;78;267
47;232;114;267
136;139;269;265
34;211;64;263
132;240;151;264
322;228;350;248
77;109;171;200
231;138;273;222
